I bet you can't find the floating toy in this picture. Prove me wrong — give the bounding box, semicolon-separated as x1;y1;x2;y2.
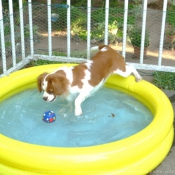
43;111;56;123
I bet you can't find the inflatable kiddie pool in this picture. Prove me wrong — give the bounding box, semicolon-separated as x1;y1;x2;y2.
0;64;174;175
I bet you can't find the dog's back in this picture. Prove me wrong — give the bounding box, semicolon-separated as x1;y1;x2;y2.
89;45;126;86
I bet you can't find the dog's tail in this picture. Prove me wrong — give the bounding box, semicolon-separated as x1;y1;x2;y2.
90;44;108;57
90;44;107;52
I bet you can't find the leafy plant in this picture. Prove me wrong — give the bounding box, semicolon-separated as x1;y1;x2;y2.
54;7;86;31
4;25;11;35
153;71;175;90
2;0;27;11
128;26;150;47
132;0;142;20
165;25;175;36
55;6;137;42
5;41;11;47
90;20;119;43
92;8;135;26
24;24;39;38
167;4;175;26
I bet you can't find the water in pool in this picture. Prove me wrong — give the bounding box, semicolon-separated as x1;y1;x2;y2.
0;87;153;147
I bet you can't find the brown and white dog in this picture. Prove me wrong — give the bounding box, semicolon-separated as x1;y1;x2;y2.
37;45;142;116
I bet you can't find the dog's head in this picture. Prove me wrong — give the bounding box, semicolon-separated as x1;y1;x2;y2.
37;72;69;102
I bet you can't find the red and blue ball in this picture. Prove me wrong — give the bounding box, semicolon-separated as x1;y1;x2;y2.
43;111;56;123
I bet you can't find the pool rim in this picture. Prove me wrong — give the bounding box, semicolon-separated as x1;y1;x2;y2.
0;64;174;175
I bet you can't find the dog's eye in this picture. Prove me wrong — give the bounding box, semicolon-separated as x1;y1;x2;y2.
48;89;54;94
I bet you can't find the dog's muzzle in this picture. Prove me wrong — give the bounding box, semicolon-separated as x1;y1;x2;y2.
43;96;56;102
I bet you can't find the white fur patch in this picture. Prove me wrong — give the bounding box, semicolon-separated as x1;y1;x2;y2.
100;47;108;52
64;67;73;84
84;60;93;70
43;91;55;102
42;76;48;91
82;69;91;85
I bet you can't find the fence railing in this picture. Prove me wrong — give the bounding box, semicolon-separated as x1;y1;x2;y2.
0;0;175;77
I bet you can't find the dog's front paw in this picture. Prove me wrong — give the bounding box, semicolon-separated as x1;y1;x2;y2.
136;76;143;82
75;108;82;116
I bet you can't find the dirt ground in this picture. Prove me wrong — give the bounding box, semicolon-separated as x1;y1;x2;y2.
1;0;174;74
32;4;175;72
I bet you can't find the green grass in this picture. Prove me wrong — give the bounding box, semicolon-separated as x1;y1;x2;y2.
153;71;175;90
24;59;63;68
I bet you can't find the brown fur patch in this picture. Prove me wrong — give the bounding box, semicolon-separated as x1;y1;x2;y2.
46;70;69;96
37;72;48;92
71;63;86;88
89;45;126;86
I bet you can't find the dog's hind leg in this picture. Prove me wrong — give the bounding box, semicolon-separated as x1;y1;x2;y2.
113;65;142;82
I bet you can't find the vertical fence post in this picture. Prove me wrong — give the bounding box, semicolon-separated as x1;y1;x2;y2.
67;0;71;58
104;0;109;45
87;0;91;59
0;0;7;73
140;0;148;64
158;0;168;66
9;0;16;67
19;0;25;60
28;0;34;58
47;0;52;58
122;0;128;59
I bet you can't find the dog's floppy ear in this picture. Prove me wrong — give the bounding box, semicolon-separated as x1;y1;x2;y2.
37;73;48;92
50;74;69;95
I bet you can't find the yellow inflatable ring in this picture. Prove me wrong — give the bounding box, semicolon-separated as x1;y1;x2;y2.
0;64;174;175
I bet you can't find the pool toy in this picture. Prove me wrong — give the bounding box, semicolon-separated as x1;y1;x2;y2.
0;64;173;175
43;110;56;123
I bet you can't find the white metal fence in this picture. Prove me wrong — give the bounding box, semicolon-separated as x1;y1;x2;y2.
0;0;175;77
